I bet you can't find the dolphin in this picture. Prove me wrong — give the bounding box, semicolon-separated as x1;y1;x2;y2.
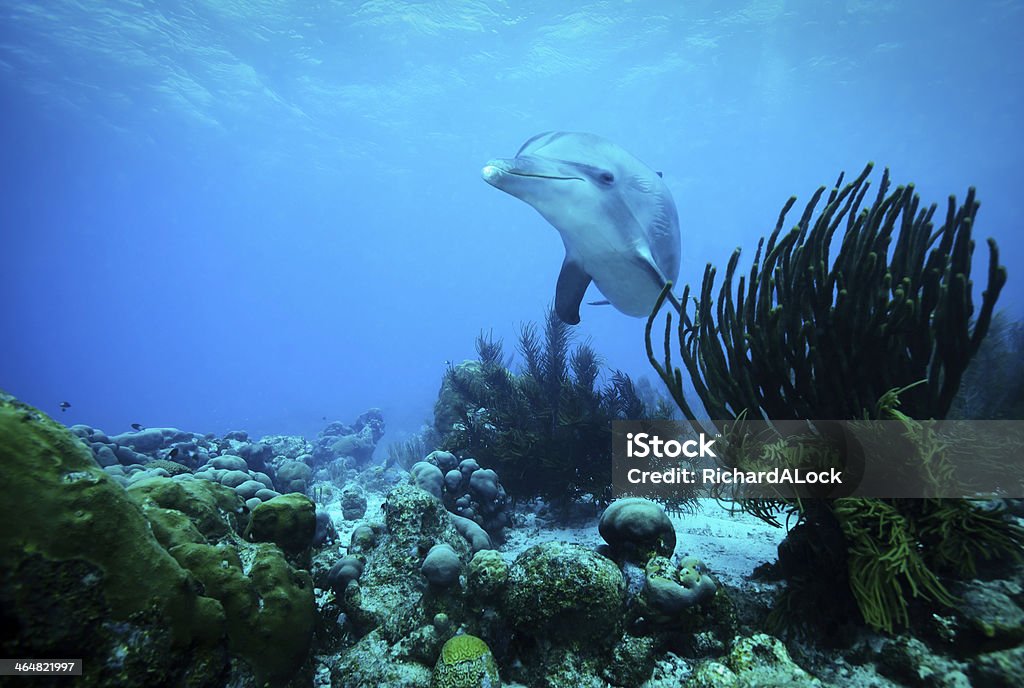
482;131;680;324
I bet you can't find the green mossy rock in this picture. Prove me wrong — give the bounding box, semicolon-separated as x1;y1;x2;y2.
686;634;823;688
970;646;1024;688
245;493;316;555
505;542;626;647
466;549;509;603
0;392;228;687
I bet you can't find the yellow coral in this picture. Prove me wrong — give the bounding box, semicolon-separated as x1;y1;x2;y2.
433;634;501;688
441;634;490;664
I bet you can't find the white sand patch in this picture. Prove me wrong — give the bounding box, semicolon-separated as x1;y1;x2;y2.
499;498;787;587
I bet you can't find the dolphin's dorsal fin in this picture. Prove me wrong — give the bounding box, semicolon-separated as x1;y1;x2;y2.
656;171;663;178
555;258;592;325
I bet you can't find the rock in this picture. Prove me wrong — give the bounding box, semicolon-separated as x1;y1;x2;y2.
312;509;337;547
331;628;432;687
341;483;368;520
349;524;378;554
234;479;266;500
219;469;251;488
450;513;493;553
209;454;248;471
687;634;822;687
0;395;314;685
957;582;1024;649
970;646;1024;688
878;636;970;688
93;444;118;467
0;396;230;687
110;428;166;453
314;410;386;467
128;476;246;542
426;450;459;472
277;459;313;493
411;461;444;499
466;549;509;602
641;555;718;623
259;434;311;459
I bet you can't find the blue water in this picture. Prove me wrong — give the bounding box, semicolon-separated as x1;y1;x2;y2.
2;1;1022;442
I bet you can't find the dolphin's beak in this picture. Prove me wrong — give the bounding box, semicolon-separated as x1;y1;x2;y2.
482;157;581;189
482;159;512;187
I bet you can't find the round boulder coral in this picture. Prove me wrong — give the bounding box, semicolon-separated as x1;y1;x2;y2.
422;543;463;588
327;555;365;594
505;542;626;646
411;461;445;499
432;634;500;688
599;498;676;562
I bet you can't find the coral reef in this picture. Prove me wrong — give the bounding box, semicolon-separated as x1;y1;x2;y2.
0;393;316;686
312;409;385;468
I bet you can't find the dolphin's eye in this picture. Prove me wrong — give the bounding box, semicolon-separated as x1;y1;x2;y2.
599;172;615;184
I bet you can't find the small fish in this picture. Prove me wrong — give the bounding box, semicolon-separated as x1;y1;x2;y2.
59;401;71;412
322;416;327;421
130;423;143;431
168;447;179;459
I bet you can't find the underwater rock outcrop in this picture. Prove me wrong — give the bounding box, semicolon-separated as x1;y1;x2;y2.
312;409;385;468
685;634;824;687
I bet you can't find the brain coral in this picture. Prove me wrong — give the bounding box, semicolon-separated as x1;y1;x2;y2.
432;634;501;688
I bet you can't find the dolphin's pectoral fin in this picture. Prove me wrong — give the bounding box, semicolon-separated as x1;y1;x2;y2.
555;258;592;325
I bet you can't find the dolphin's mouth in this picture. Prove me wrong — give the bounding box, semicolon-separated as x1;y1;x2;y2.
505;171;582;181
483;163;581;182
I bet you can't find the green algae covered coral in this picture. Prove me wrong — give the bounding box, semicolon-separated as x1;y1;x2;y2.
0;391;317;686
505;542;626;646
0;391;227;686
432;634;500;688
